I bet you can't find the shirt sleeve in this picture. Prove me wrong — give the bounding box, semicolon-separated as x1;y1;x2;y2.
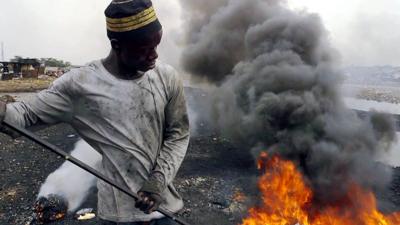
151;67;190;190
4;72;75;128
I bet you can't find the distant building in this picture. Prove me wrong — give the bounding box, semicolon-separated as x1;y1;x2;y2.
0;59;42;80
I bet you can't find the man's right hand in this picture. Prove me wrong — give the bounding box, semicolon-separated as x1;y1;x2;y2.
0;101;19;138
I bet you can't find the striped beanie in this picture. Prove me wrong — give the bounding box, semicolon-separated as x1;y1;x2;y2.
105;0;162;40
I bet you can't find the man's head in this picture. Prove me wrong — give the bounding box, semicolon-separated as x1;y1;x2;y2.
105;0;162;73
110;28;162;72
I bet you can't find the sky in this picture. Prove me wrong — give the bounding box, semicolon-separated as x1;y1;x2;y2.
0;0;399;67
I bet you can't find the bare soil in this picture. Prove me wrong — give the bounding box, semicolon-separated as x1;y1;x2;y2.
0;78;55;93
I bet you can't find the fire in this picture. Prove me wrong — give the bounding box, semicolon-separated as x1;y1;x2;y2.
242;153;400;225
34;195;68;224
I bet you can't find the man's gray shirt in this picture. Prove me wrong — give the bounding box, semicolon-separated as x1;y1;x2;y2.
4;60;190;222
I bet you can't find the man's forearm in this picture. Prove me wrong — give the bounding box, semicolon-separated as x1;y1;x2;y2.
152;131;190;188
4;102;43;128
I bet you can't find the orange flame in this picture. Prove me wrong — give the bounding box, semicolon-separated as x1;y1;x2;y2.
242;153;400;225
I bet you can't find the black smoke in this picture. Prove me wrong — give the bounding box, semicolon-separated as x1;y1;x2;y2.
180;0;396;204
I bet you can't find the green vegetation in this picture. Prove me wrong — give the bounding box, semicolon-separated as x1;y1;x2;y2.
40;58;71;67
10;56;71;68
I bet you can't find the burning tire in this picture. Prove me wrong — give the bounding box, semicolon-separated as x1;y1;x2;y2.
33;194;68;224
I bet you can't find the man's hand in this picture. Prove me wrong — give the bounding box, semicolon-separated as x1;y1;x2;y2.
0;101;20;138
135;172;166;214
135;191;163;214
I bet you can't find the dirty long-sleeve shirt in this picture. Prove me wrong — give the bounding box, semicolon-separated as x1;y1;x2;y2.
4;60;190;222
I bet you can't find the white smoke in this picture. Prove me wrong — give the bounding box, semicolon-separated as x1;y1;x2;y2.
38;140;102;212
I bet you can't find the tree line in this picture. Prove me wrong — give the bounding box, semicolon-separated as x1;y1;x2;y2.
10;56;71;68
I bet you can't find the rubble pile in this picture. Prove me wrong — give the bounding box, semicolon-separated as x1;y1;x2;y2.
357;88;400;104
0;94;16;103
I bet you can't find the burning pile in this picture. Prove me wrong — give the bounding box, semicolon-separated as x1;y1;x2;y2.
33;194;68;224
242;153;400;225
180;0;398;223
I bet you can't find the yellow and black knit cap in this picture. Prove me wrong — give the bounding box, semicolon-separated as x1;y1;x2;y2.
105;0;162;40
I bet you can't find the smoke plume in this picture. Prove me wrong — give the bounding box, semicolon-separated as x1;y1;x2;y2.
180;0;396;203
38;140;101;212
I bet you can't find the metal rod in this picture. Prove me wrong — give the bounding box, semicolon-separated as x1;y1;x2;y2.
2;121;191;225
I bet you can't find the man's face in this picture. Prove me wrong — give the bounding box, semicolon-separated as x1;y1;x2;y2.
117;29;163;72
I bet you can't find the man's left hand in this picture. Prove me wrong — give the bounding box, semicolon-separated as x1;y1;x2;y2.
136;172;166;214
135;191;163;214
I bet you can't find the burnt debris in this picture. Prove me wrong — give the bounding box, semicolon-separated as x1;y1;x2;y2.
33;194;68;224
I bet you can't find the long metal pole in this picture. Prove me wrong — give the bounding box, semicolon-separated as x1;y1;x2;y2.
2;121;191;225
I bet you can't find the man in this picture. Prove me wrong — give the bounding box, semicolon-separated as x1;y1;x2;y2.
0;0;190;224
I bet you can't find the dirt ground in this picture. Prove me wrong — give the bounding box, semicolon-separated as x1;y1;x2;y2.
0;124;258;225
2;89;400;225
0;78;55;93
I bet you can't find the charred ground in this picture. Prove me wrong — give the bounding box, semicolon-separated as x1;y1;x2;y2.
0;124;257;225
1;89;400;225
